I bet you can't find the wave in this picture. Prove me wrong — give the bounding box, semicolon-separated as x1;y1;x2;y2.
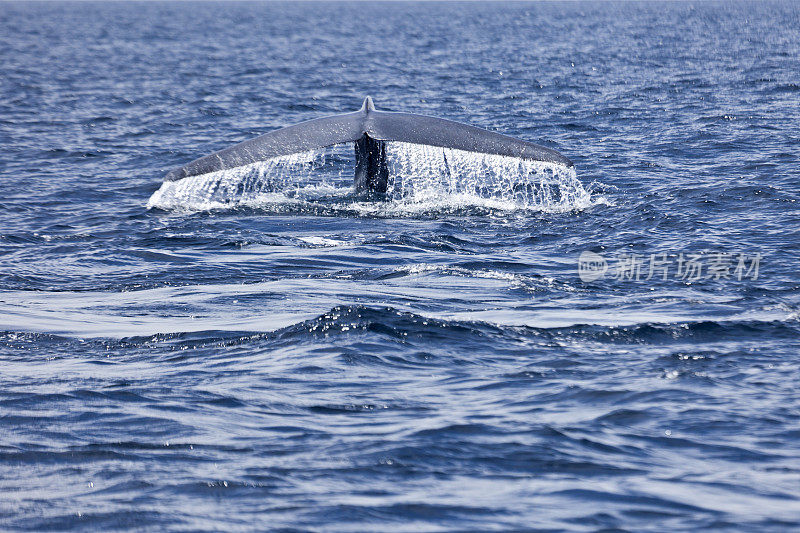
3;305;797;349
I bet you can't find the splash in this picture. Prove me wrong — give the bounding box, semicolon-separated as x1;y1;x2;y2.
147;149;344;210
385;142;591;211
148;142;599;214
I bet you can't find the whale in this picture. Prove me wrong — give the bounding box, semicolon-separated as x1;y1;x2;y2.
164;96;573;194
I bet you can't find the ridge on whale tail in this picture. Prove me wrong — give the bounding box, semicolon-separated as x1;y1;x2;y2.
164;96;573;194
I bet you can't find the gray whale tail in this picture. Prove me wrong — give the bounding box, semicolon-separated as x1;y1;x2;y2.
165;96;573;193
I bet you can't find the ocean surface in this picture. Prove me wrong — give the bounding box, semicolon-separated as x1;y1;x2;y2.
2;1;800;530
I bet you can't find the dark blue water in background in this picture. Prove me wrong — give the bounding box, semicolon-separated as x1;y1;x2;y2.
2;1;800;530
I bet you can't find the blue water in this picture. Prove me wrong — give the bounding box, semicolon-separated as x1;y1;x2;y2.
2;1;800;530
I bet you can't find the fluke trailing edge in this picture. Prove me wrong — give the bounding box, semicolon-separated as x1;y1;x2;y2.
165;97;573;193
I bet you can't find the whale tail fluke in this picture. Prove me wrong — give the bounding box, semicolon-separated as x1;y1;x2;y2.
165;97;572;192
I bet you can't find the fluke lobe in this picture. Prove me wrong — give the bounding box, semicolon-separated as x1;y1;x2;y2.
164;96;573;194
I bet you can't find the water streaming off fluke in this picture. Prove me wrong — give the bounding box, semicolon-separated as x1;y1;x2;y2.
148;142;594;213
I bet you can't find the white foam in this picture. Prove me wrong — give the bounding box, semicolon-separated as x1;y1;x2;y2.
148;142;603;215
297;236;349;247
